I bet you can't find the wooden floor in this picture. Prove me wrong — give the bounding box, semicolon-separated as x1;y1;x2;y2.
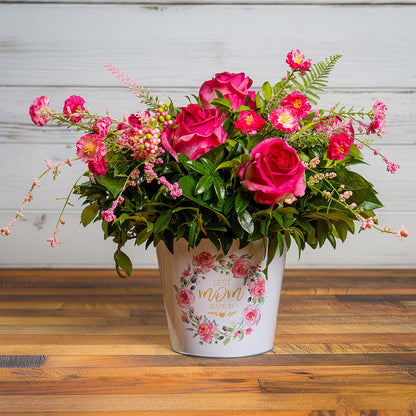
0;268;415;415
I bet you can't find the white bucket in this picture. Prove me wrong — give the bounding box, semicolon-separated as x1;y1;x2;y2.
156;238;286;357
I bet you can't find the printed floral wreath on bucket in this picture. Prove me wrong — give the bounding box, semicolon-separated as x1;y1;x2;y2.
1;50;409;277
176;250;266;345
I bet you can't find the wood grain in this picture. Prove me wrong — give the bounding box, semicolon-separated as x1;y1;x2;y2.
0;268;415;414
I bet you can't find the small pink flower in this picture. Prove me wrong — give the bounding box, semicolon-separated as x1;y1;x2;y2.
286;50;312;75
281;92;311;119
197;321;218;343
46;229;62;248
398;225;409;239
176;287;195;309
245;327;254;335
63;95;85;123
101;210;116;222
268;107;299;132
93;117;112;137
234;110;266;135
193;252;216;273
234;331;242;338
181;314;188;322
29;96;51;126
243;304;261;326
327;132;354;160
370;101;387;132
232;257;252;279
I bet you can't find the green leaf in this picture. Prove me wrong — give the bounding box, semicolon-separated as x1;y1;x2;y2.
234;191;250;214
96;175;126;198
357;190;384;211
195;175;214;195
80;204;100;226
136;228;153;246
210;97;233;110
262;81;272;102
237;210;254;234
153;211;172;234
114;249;132;278
288;54;342;104
188;219;200;247
212;175;226;201
177;176;231;225
296;218;312;235
282;216;296;228
178;154;211;175
255;92;265;112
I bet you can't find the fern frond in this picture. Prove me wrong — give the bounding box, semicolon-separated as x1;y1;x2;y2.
288;55;342;105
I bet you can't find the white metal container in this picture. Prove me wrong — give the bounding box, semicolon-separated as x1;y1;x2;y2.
156;238;286;357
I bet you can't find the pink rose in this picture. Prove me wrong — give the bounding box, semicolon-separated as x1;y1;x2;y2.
243;304;261;326
29;96;51;126
193;251;216;273
160;104;227;161
234;110;266;135
197;321;218;343
199;72;256;110
248;277;266;298
176;287;195;309
327;132;354;160
63;95;85;123
238;137;306;205
231;257;252;279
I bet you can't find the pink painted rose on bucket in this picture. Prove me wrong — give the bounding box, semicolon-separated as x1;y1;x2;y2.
199;72;256;110
160;104;227;161
243;304;261;326
238;137;306;205
193;251;216;274
231;256;252;279
176;287;195;309
197;321;218;343
248;277;266;298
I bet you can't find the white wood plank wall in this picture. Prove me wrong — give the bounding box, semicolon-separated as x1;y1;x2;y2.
0;1;415;269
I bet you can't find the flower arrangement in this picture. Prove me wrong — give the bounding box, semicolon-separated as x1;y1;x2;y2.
1;50;408;277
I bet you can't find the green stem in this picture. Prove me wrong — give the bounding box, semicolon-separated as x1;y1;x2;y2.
54;172;86;229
